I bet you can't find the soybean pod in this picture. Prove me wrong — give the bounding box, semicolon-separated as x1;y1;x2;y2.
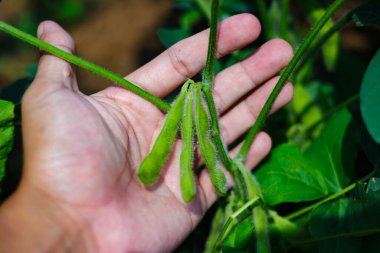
194;83;227;196
180;83;196;202
137;81;191;185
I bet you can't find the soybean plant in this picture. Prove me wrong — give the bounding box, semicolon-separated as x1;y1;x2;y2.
0;0;350;251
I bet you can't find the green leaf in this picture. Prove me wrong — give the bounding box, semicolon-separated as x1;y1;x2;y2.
305;109;358;192
309;199;362;253
258;109;357;205
353;1;380;28
0;100;15;190
256;144;329;206
223;219;254;249
308;182;380;253
361;49;380;143
158;28;191;48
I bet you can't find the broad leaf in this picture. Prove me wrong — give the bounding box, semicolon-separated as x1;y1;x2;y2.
257;109;357;205
256;144;329;206
223;219;254;249
0;99;15;190
361;49;380;143
309;199;361;253
305;109;358;192
308;182;380;253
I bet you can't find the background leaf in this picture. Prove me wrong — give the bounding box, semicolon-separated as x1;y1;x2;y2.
0;99;15;192
308;182;380;253
257;109;357;205
361;49;380;143
223;219;254;249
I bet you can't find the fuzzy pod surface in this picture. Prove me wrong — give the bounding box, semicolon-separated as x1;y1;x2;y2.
137;82;190;185
194;83;227;195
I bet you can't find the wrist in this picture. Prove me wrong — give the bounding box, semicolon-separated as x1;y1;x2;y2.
0;183;95;252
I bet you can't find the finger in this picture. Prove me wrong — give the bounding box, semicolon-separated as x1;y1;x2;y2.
198;132;271;209
32;21;78;92
213;39;294;114
219;77;293;145
125;14;261;98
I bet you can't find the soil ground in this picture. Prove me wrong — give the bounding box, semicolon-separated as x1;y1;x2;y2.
0;0;172;93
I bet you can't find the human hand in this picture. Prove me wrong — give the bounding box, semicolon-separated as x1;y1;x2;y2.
0;14;293;253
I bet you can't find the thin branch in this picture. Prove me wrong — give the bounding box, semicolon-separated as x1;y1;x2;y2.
285;172;375;221
0;21;170;112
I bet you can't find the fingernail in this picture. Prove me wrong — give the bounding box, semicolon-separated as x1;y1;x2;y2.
37;23;44;39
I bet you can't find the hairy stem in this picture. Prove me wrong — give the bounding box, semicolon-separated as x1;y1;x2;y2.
0;21;170;112
237;0;347;161
202;0;219;86
200;0;248;198
285;172;375;220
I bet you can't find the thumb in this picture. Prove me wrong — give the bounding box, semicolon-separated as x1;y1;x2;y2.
30;21;78;93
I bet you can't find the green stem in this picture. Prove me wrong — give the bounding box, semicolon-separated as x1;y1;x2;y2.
200;0;248;195
195;0;211;21
237;0;347;162
203;87;232;170
285;172;374;221
293;9;353;76
0;21;170;112
203;86;248;200
305;93;359;135
202;0;219;87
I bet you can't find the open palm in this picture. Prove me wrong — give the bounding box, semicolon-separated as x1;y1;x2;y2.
19;15;293;253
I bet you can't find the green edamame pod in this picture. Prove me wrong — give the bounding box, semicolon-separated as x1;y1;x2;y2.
180;84;196;202
137;81;190;185
194;83;227;195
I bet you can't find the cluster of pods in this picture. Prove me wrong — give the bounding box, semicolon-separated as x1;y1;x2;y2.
137;80;227;202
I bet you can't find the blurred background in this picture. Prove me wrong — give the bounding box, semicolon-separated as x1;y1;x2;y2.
0;0;172;93
0;0;378;94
